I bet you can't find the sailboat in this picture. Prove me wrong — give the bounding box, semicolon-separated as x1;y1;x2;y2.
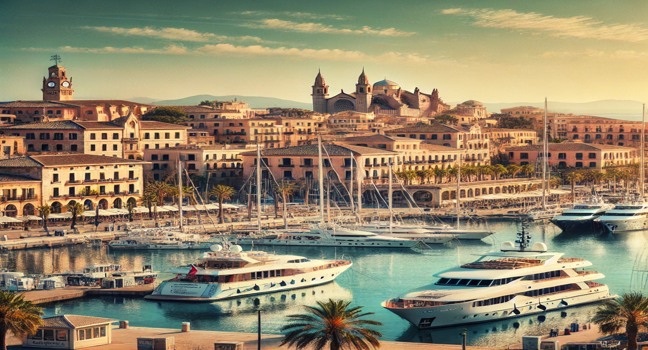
237;138;420;248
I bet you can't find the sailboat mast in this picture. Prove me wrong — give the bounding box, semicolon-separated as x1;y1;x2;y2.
642;103;646;199
178;158;183;231
388;159;393;233
318;137;325;226
256;144;262;234
349;152;354;214
456;153;461;229
542;98;548;210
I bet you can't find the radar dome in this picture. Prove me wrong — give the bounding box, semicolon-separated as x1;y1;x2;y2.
210;244;223;252
501;241;516;251
230;245;243;253
532;242;548;252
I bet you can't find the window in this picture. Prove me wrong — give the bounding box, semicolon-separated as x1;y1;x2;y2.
590;162;597;168
576;162;583;168
39;133;50;140
53;133;64;140
113;145;118;151
188;154;196;161
101;133;108;140
187;164;196;170
53;174;59;182
151;155;159;160
165;132;170;139
90;133;96;140
102;145;107;151
56;144;63;151
144;133;150;139
69;133;77;140
41;144;49;151
442;134;451;140
576;153;583;160
588;153;596;159
71;145;77;152
112;133;119;140
162;154;169;161
175;132;180;138
520;153;529;159
154;133;160;139
558;153;566;159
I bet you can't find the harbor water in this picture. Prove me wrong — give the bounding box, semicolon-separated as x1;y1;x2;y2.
2;220;648;347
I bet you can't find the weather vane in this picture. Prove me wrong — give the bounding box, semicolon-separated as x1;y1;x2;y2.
50;54;62;65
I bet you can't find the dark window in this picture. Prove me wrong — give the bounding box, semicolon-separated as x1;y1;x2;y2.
102;144;107;151
101;133;108;140
90;133;96;140
442;134;451;140
71;145;78;152
589;162;597;168
151;155;159;161
112;133;119;140
39;133;50;140
576;153;583;160
188;154;196;161
25;133;35;140
53;133;64;140
576;162;583;168
558;153;566;159
175;132;180;138
69;133;77;140
520;153;529;159
588;153;596;159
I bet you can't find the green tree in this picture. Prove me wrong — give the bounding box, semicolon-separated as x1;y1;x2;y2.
0;291;44;350
142;106;187;124
126;200;135;222
495;115;534;129
140;192;157;220
593;292;648;350
66;202;84;230
146;181;172;206
281;299;382;350
566;171;583;201
433;114;458;125
492;164;508;180
507;164;522;179
274;180;298;229
198;100;214;107
209;185;236;224
433;167;447;184
37;205;51;234
520;164;535;178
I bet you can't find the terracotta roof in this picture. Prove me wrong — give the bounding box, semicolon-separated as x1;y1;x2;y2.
0;155;144;167
0;173;39;182
42;315;116;329
486;128;536;133
242;144;397;157
0;101;76;108
341;134;418;143
58;100;151;107
165;106;225;113
141;121;190;130
505;142;635;152
75;121;122;129
388;122;462;134
5;120;83;130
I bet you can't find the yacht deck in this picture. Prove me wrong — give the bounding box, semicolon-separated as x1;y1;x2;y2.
461;258;544;269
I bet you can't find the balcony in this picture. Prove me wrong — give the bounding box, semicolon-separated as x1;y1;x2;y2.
225;131;246;135
300;164;314;167
123;138;139;142
278;164;294;168
83;179;98;183
1;195;39;202
65;180;81;186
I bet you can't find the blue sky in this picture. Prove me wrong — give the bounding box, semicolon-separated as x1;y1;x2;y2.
2;0;648;104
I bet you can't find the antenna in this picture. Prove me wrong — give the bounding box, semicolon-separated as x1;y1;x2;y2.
515;220;531;252
50;54;62;65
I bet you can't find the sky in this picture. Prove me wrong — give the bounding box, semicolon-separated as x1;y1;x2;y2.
1;0;648;104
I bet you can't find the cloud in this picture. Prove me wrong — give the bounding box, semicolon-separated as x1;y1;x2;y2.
22;44;431;64
243;19;415;37
82;26;273;43
238;11;349;20
442;8;648;42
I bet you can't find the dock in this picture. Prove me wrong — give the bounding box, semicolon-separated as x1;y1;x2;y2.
22;285;155;305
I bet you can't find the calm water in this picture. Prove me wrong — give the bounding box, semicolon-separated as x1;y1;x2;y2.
3;221;648;347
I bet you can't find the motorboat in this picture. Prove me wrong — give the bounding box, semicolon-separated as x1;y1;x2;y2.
550;197;614;232
526;204;564;221
63;264;158;287
382;225;614;329
594;200;648;233
145;244;352;301
108;227;212;250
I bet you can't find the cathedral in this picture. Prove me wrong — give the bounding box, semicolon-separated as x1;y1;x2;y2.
311;69;450;117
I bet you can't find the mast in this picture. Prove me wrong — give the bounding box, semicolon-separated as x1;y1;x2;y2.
388;159;393;233
642;103;646;199
456;153;461;229
542;98;548;210
349;152;354;215
256;144;262;234
317;136;325;226
357;157;362;217
177;158;183;232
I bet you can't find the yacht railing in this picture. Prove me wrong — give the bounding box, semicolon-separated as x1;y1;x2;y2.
462;258;544;269
558;258;586;263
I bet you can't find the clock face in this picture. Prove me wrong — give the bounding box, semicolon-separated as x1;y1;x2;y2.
47;81;56;88
62;81;70;88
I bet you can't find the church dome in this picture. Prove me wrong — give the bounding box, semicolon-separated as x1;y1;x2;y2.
460;100;483;107
373;79;399;88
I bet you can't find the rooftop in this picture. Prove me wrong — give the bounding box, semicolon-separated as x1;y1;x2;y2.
42;315;117;329
242;144;397;157
505;142;636;152
388;122;464;134
0;173;39;182
340;134;419;143
141;121;190;130
0;100;76;108
0;155;144;168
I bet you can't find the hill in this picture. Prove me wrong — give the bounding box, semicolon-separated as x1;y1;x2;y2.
130;95;312;109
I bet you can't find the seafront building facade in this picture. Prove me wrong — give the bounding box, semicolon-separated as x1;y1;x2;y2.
504;142;639;170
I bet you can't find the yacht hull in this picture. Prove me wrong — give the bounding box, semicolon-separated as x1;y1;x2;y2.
108;243;213;250
550;218;601;232
145;264;351;302
423;230;492;240
383;287;612;329
598;217;648;234
237;238;418;248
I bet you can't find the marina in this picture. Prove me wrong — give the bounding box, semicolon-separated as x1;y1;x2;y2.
2;219;647;347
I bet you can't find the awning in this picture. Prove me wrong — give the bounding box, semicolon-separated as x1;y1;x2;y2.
49;212;73;219
17;216;42;221
0;216;22;223
107;208;129;215
161;206;178;212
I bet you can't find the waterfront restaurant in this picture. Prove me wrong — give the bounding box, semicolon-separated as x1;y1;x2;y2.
24;315;116;349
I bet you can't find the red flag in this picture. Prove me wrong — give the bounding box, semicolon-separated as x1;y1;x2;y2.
188;265;197;276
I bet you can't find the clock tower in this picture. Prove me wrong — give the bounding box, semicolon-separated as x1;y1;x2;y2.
42;55;74;101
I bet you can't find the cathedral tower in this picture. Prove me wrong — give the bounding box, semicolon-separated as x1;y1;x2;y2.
355;68;372;113
311;70;329;113
42;59;74;101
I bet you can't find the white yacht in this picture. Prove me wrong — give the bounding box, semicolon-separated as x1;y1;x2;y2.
359;222;456;245
145;244;352;301
526;204;564;221
382;227;614;329
108;227;212;250
594;201;648;233
550;198;614;232
419;227;493;241
237;225;421;248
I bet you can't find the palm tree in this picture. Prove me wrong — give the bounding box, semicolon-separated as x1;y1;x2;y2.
281;299;382;350
593;292;648;350
126;200;135;222
37;205;51;234
520;164;535;178
66;202;84;230
209;185;236;224
140;192;156;220
433;168;447;184
507;164;522;179
566;171;583;201
0;291;44;350
146;181;172;205
274;180;298;229
492;164;508;180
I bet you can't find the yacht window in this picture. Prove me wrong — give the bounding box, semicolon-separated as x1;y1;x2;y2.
457;279;470;286
270;270;275;277
276;270;282;277
263;271;269;278
437;278;450;284
468;280;481;286
492;280;501;286
301;259;310;263
478;280;492;286
447;279;460;285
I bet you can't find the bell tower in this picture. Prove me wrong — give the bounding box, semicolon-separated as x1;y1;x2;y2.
355;68;372;113
42;55;74;101
311;69;329;113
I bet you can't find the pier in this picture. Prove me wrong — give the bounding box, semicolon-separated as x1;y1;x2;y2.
22;285;155;305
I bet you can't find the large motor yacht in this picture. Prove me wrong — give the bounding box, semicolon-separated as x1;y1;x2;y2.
594;201;648;233
145;244;352;301
550;198;614;232
382;226;614;329
237;225;421;248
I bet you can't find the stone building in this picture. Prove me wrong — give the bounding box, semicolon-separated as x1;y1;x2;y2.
312;69;450;117
0;173;41;217
0;154;146;213
504;142;639;170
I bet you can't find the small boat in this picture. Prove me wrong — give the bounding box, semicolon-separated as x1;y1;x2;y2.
382;225;615;329
62;264;158;287
145;243;352;302
108;227;212;250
